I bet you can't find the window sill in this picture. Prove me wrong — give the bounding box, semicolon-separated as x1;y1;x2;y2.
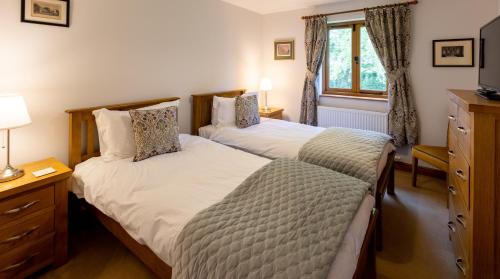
321;92;388;102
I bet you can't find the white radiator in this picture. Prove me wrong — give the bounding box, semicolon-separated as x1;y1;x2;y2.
318;106;389;134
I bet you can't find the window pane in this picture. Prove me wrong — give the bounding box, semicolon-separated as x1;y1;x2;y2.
328;28;352;89
360;27;387;91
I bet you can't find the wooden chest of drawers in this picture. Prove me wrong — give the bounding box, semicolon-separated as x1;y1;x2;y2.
0;158;72;279
447;89;500;279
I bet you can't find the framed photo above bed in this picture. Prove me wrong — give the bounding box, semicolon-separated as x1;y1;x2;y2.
274;40;295;60
21;0;70;27
433;38;474;67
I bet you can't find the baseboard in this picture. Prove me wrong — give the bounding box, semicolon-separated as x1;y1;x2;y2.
395;161;446;180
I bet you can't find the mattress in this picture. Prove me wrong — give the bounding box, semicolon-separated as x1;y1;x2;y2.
199;118;395;180
71;134;374;278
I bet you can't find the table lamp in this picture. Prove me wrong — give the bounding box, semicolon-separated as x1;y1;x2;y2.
0;94;32;182
259;78;273;112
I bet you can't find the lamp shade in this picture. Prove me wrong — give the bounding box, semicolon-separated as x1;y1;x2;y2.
0;94;32;130
259;78;273;91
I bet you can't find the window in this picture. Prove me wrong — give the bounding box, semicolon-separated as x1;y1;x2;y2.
324;22;387;99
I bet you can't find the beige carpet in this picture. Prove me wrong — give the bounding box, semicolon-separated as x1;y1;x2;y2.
34;171;458;279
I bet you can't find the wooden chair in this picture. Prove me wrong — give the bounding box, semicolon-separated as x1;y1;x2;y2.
411;145;449;187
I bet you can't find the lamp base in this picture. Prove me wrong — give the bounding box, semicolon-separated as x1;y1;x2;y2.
0;165;25;183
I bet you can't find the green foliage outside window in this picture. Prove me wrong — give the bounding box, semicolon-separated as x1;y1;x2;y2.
327;24;387;93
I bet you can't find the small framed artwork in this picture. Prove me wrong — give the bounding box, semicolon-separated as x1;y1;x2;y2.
21;0;70;27
274;40;295;60
433;38;474;67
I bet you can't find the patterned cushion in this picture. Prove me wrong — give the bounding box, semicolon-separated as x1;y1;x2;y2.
129;107;181;162
235;95;260;128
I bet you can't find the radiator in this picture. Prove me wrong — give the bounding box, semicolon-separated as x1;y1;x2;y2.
318;106;389;134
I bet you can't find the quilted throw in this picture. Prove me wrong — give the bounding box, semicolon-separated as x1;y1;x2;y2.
173;158;370;279
298;127;392;186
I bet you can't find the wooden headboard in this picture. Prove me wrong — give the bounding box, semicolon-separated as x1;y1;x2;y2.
65;97;180;169
191;89;246;135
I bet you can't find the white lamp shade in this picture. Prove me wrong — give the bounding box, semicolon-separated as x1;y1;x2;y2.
260;78;273;91
0;94;32;130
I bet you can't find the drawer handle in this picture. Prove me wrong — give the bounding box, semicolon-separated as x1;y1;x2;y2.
448;150;456;157
448;115;456;121
455;170;466;181
455;258;467;276
2;200;40;216
448;186;457;196
0;226;40;245
447;222;456;233
456;214;466;229
457;127;467;135
0;252;39;273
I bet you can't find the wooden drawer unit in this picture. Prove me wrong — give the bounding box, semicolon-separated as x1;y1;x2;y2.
457;108;471;163
0;186;54;225
0;209;54;254
447;89;500;278
0;158;72;278
449;149;470;209
259;107;284;120
0;235;54;279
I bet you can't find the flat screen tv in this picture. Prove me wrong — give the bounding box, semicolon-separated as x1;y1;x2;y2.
479;15;500;94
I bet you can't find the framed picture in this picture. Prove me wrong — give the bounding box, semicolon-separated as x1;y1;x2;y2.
274;40;295;60
21;0;70;27
433;38;474;67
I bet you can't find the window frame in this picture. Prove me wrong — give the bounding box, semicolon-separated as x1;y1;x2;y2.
323;21;388;100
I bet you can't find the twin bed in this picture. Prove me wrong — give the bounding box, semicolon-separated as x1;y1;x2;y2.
65;93;391;279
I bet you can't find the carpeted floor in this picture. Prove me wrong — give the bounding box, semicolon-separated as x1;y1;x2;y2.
33;170;458;279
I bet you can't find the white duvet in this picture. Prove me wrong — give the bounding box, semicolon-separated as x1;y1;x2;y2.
71;134;374;278
200;118;394;179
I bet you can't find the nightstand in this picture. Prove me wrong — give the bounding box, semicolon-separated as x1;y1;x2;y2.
0;158;72;278
259;107;284;120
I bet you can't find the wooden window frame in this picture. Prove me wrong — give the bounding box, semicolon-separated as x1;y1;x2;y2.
323;21;388;100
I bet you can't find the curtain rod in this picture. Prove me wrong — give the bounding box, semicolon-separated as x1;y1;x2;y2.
301;0;418;20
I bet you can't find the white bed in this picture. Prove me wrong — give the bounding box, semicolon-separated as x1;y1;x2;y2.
71;134;375;279
199;118;395;180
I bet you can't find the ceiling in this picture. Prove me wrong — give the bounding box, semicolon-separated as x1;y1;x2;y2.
221;0;349;15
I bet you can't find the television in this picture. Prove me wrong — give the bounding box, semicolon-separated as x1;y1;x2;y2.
479;15;500;99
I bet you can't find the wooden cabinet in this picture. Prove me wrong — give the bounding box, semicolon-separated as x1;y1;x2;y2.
447;89;500;279
0;158;72;279
259;107;284;120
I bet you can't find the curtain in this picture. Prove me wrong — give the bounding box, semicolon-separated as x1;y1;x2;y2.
300;16;327;126
365;5;418;146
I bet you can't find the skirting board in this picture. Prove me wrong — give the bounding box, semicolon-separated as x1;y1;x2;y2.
395;161;446;180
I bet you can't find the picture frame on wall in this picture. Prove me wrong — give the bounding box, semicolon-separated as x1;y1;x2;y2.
274;40;295;60
21;0;70;27
433;38;474;67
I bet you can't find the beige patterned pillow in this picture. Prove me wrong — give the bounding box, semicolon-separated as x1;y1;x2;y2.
129;107;181;162
235;95;260;128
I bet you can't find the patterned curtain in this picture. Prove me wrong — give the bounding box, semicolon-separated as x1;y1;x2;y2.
365;5;418;146
300;16;327;126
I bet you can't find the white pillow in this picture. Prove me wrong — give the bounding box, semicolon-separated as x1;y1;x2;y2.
212;96;236;127
93;100;179;161
211;92;258;127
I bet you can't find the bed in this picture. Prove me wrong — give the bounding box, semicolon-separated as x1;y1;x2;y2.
66;98;378;279
191;90;395;250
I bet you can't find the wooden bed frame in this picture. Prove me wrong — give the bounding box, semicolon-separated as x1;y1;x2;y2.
192;90;396;250
66;97;378;279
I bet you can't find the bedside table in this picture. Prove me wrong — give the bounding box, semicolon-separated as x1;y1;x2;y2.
259;107;284;120
0;158;72;279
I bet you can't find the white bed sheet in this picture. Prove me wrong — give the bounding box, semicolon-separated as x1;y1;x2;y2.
199;118;395;180
71;134;374;279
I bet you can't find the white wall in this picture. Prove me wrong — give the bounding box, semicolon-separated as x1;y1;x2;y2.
0;0;262;166
261;0;498;162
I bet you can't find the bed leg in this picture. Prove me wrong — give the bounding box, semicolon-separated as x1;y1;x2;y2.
387;165;395;196
367;228;377;279
376;195;383;251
